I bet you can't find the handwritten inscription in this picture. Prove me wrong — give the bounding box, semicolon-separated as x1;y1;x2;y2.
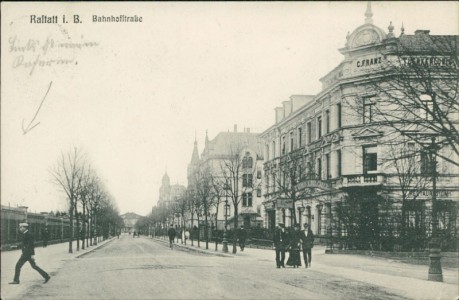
9;35;99;75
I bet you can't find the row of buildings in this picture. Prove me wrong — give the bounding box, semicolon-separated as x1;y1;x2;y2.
153;4;458;250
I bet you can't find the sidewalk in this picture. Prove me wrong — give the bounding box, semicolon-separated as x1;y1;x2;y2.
1;238;114;300
153;237;458;300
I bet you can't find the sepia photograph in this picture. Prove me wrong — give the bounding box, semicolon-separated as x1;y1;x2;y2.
1;1;458;299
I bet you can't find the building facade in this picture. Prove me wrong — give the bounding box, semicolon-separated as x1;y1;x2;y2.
188;126;265;230
261;5;458;251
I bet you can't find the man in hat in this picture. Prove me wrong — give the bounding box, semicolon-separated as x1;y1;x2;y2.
273;222;287;268
300;222;315;268
9;222;50;284
167;224;176;250
237;225;247;251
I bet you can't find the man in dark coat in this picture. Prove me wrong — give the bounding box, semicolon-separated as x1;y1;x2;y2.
10;223;50;284
42;227;49;248
237;225;247;251
273;222;287;268
167;225;176;250
300;222;315;268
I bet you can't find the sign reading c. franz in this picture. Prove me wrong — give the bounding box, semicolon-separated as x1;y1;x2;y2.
297;179;332;191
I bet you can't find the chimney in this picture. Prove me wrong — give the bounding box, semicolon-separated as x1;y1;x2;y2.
283;101;292;118
234;124;237;133
275;107;284;123
246;128;250;133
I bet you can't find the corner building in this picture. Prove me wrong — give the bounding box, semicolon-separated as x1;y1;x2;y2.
261;6;458;251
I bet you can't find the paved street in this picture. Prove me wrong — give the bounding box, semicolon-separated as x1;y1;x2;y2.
2;234;457;300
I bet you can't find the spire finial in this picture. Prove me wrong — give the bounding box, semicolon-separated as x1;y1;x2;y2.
365;1;373;24
400;22;405;36
387;21;394;38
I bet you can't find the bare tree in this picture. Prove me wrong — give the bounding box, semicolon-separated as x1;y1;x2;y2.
192;164;215;249
219;144;259;254
211;176;224;251
50;147;85;253
384;143;430;250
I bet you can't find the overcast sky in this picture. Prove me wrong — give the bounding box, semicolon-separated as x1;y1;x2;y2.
2;1;458;216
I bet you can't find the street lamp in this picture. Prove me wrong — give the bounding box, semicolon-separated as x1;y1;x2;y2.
427;136;443;282
222;182;229;253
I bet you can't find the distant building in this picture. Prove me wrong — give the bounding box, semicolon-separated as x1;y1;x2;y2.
120;212;143;233
157;172;186;209
188;126;265;230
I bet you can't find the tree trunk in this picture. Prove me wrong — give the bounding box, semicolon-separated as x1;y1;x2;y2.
68;202;74;253
75;205;80;251
82;203;86;250
205;212;209;250
197;215;200;247
214;210;219;251
233;207;238;254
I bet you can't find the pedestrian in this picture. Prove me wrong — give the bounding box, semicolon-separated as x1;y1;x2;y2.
237;225;247;251
184;229;190;242
42;227;49;248
167;225;176;249
273;222;287;268
286;223;302;268
300;222;315;268
9;222;50;284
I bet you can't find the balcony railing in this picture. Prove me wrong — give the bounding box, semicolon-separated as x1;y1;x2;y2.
340;174;385;187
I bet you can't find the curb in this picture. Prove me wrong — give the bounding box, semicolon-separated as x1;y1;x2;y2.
75;238;116;259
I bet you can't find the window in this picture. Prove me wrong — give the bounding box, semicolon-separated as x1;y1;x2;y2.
307;122;312;144
225;204;231;216
420;150;430;175
298;127;303;147
242;174;253;187
317;157;322;180
405;201;424;229
337;150;342;177
257;168;262;179
325;110;330;134
317;116;322;138
242;192;253;207
290;132;294;152
282;136;286;155
337;103;342;128
272;141;276;158
242;153;253;168
265;144;270;160
363;146;377;173
363;97;375;124
420;94;434;120
257;188;262;197
325;153;331;179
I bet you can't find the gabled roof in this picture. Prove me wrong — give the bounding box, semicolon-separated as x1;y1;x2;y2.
202;132;263;158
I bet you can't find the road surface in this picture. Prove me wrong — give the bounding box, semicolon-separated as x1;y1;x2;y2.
14;235;419;299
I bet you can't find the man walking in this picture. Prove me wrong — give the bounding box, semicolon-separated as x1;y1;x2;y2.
167;224;176;250
10;223;50;284
273;222;287;268
300;222;315;268
237;225;247;251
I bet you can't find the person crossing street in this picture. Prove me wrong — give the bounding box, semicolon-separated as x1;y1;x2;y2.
9;222;50;285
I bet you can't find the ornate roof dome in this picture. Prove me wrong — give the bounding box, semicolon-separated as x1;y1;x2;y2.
345;2;387;49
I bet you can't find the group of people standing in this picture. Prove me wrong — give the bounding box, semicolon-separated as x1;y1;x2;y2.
273;222;314;269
